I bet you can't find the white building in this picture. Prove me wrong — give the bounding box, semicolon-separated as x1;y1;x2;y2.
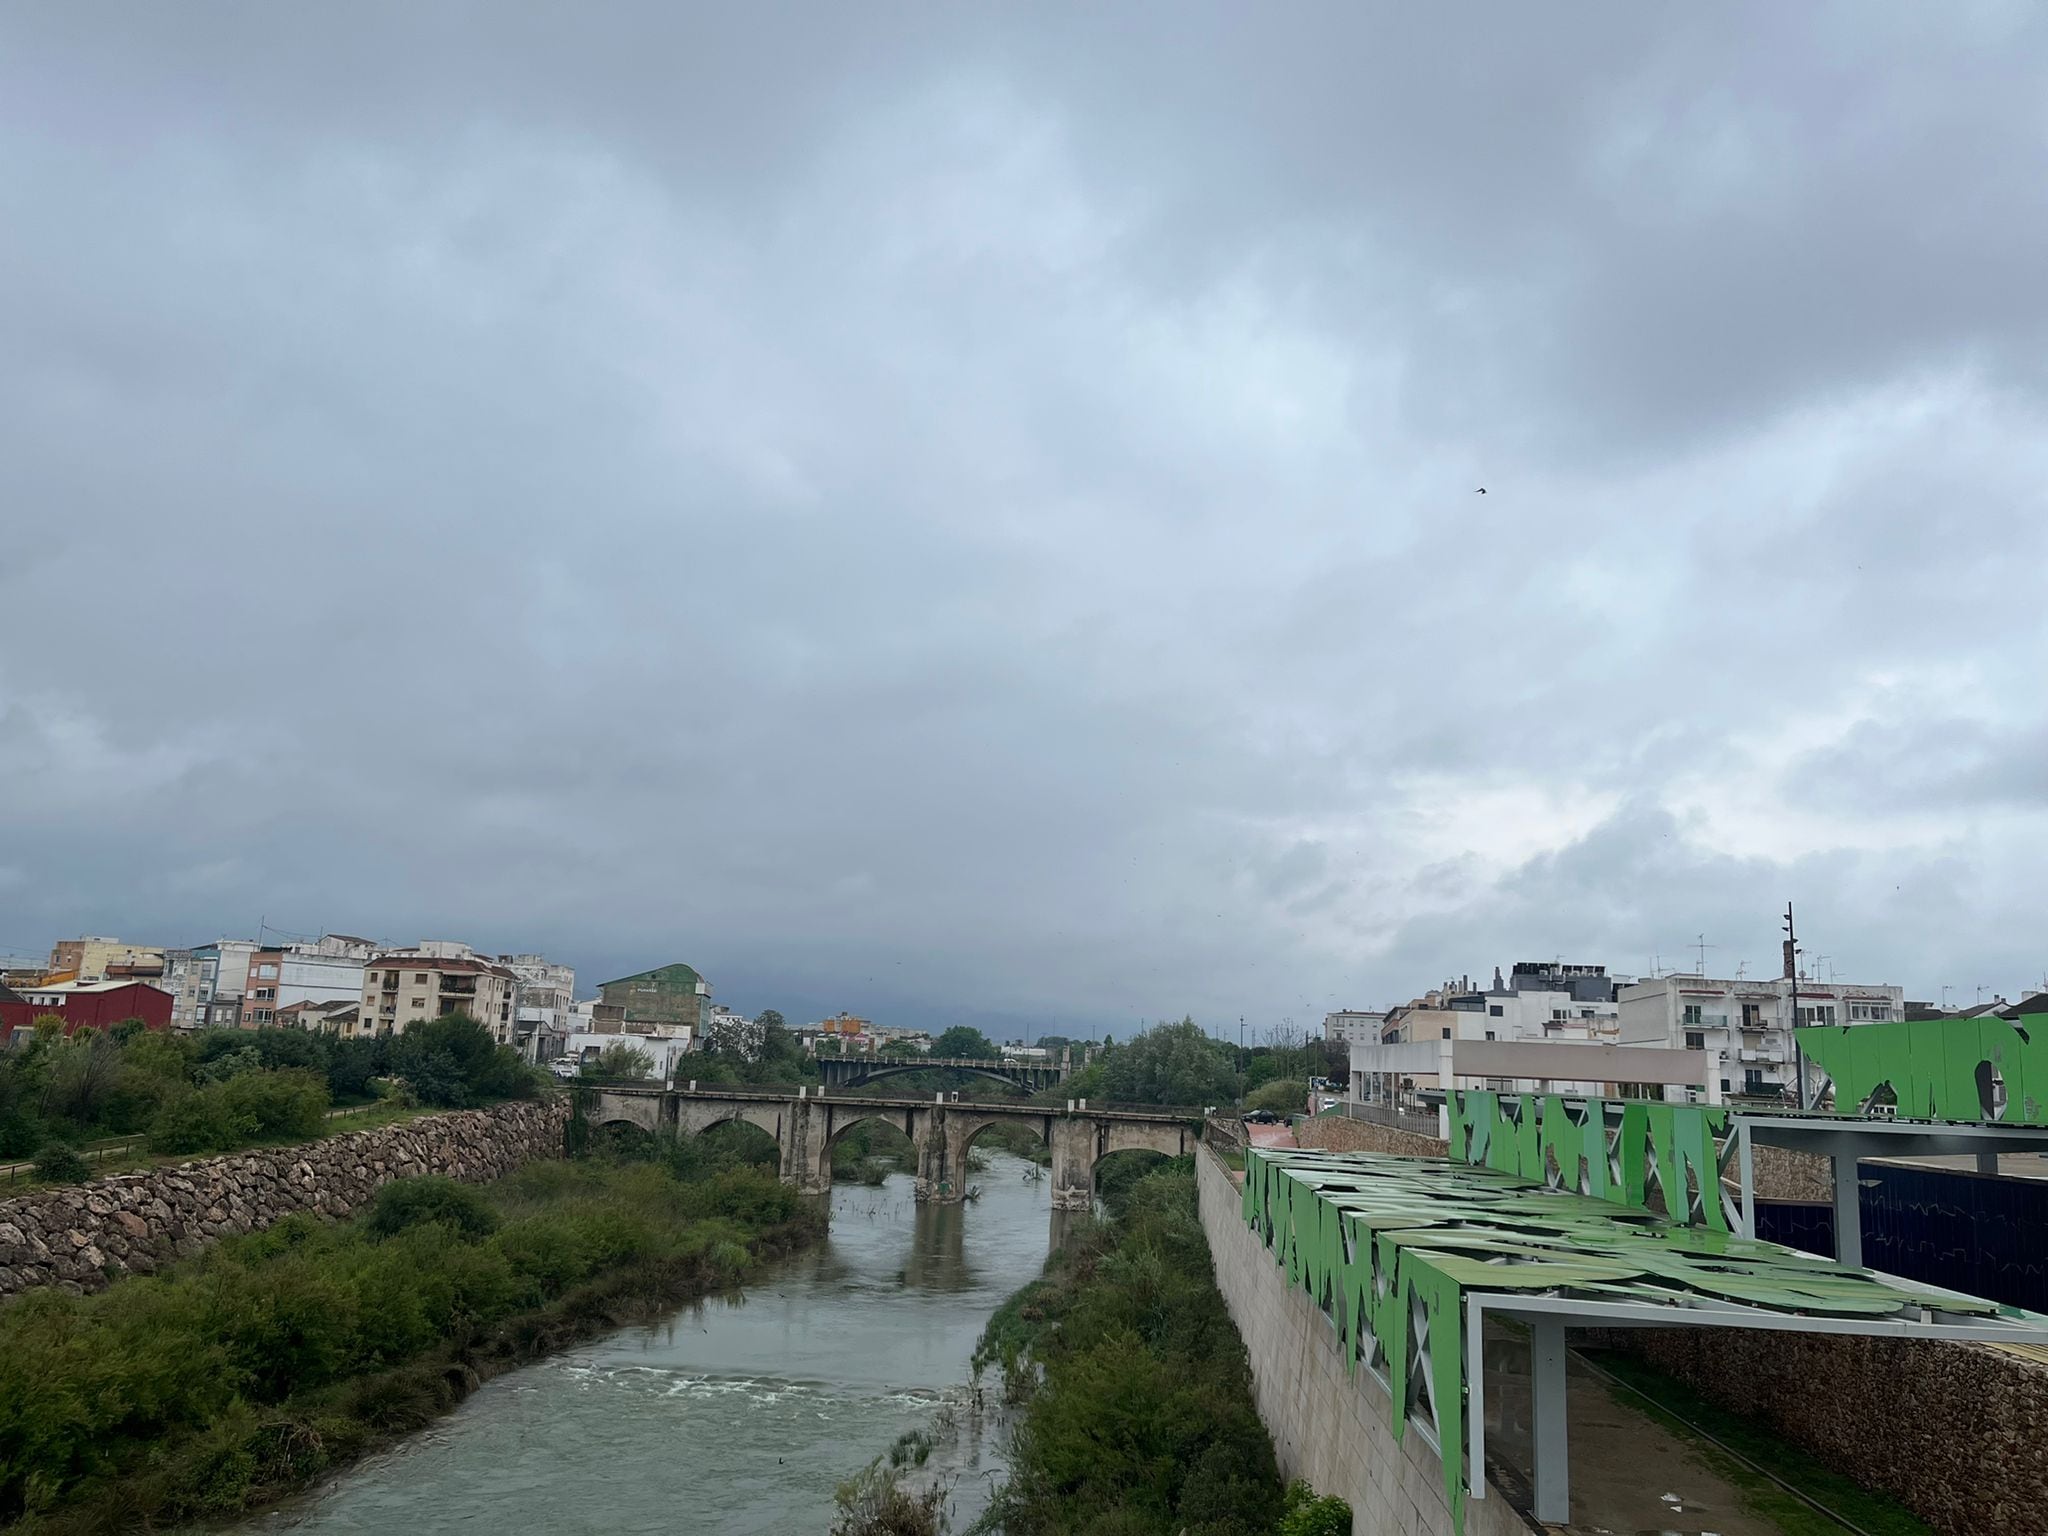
241;938;371;1028
1617;972;1904;1100
499;953;577;1061
1371;964;1626;1097
558;1029;694;1080
1322;1010;1387;1046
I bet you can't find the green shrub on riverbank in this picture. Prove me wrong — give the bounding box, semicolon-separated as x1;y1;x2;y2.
0;1159;818;1533
975;1158;1285;1536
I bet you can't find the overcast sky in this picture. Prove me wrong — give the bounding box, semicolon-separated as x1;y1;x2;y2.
5;6;2047;1035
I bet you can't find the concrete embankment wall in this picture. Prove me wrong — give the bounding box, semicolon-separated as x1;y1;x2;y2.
1196;1147;1535;1536
0;1099;567;1300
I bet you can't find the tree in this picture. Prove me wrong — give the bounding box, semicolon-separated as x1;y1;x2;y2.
703;1010;766;1061
592;1042;655;1081
932;1025;1000;1060
1244;1079;1307;1116
1093;1018;1241;1107
388;1013;534;1107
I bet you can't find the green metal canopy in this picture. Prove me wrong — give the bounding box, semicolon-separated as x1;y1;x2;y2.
1241;1143;2048;1534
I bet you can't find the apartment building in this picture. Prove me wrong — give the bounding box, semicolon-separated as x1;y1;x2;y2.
1322;1010;1387;1046
161;939;260;1029
361;950;519;1043
240;936;373;1028
499;952;576;1060
1617;972;1904;1099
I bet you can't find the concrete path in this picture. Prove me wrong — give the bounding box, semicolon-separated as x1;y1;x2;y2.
1246;1120;1297;1150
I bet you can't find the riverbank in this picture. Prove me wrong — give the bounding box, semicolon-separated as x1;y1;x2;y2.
0;1157;823;1535
235;1154;1052;1536
967;1157;1310;1536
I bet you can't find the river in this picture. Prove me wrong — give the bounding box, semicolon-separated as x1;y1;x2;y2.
239;1152;1054;1536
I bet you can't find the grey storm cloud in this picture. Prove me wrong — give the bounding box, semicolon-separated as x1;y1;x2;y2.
4;4;2048;1031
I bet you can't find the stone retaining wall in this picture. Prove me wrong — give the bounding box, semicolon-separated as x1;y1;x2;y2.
1295;1112;1449;1159
0;1099;568;1301
1624;1327;2048;1536
1747;1142;1833;1201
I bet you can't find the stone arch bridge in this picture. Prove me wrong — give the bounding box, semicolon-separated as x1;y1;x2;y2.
586;1084;1204;1213
813;1053;1070;1094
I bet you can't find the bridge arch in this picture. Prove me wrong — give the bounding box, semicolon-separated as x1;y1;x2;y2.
676;1098;787;1144
812;1104;923;1193
950;1109;1053;1178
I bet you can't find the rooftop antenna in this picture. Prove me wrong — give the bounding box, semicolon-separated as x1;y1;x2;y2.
1941;984;1953;1010
1813;954;1833;985
1692;933;1717;975
1977;985;1990;1006
1735;959;1749;980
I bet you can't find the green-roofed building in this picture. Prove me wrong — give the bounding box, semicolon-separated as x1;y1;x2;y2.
596;962;711;1036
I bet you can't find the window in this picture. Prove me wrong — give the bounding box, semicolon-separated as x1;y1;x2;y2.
1488;1004;1503;1017
1441;1027;1452;1039
1850;1002;1892;1022
1682;1004;1703;1026
254;987;275;1001
1685;1030;1706;1051
1579;1008;1595;1018
1744;1069;1766;1095
256;964;278;979
1720;1078;1731;1093
252;1008;272;1024
414;973;429;983
1484;1030;1497;1041
1799;1004;1837;1026
1551;1008;1568;1021
1741;1002;1761;1028
411;996;426;1010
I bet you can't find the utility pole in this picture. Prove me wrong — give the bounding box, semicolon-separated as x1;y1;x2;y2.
1784;903;1805;1108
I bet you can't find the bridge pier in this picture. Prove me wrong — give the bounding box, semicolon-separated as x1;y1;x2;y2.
918;1112;966;1204
1049;1116;1097;1211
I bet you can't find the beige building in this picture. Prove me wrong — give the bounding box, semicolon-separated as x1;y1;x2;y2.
48;937;165;984
361;951;518;1043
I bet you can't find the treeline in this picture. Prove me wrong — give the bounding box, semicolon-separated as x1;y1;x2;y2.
0;1148;819;1531
1028;1018;1339;1111
0;1014;539;1176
